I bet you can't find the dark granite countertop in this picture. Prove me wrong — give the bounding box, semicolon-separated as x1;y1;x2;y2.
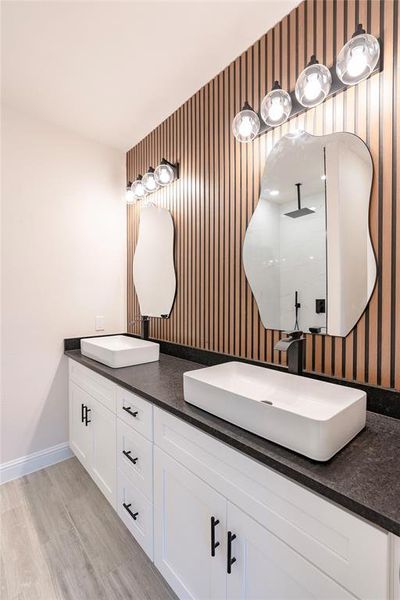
65;349;400;536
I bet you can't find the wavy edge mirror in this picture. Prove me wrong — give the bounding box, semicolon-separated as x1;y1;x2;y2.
133;204;176;319
243;131;377;338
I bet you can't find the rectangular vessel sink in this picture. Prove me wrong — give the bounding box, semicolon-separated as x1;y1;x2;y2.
184;362;366;461
81;335;159;368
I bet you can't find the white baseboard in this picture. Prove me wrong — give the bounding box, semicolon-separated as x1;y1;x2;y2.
0;442;73;484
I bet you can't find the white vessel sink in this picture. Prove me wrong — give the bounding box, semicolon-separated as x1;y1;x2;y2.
184;361;366;461
81;335;159;368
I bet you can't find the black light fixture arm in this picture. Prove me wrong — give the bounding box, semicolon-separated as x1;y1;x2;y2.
353;23;366;37
160;157;180;180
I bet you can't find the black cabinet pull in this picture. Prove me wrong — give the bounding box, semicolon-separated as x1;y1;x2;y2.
122;406;138;418
85;407;91;426
122;450;138;465
227;531;237;574
123;502;138;520
81;404;86;423
210;516;220;557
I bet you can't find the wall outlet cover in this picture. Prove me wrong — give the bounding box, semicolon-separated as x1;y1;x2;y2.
95;315;105;331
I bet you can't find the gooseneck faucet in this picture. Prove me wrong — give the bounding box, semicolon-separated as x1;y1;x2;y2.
274;330;305;375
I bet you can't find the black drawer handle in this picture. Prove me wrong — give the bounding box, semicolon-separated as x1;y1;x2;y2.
227;531;236;574
122;406;138;418
81;403;85;423
122;450;138;465
85;407;91;426
210;516;220;557
123;502;138;521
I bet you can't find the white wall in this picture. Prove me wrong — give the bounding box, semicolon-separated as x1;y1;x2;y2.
1;106;126;464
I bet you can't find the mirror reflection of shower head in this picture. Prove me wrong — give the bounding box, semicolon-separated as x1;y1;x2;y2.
284;182;315;218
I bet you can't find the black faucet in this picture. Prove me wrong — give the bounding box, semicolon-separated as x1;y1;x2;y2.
128;315;150;340
140;316;149;340
274;330;305;375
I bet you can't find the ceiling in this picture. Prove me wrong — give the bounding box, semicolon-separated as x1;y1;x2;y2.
1;1;300;151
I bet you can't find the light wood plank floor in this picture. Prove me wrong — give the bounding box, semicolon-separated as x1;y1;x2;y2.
0;458;177;600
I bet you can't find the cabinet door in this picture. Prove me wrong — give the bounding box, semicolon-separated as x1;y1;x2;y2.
154;447;226;600
226;502;354;600
90;397;116;507
69;381;91;468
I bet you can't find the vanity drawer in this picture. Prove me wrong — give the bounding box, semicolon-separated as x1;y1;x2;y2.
117;387;153;441
117;419;153;501
69;359;116;413
117;470;153;560
154;407;388;600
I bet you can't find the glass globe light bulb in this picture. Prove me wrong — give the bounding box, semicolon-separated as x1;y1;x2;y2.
260;83;292;127
239;116;253;137
131;177;146;199
269;98;284;122
347;45;368;77
126;189;135;203
303;73;321;101
295;56;332;108
154;161;176;186
125;182;135;204
142;169;159;193
232;103;260;142
336;26;380;85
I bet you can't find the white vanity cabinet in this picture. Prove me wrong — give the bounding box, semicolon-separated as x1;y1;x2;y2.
69;381;92;468
154;447;227;600
68;360;155;559
68;360;398;600
116;387;155;559
90;397;116;504
69;365;116;506
153;447;355;600
153;407;391;600
225;502;355;600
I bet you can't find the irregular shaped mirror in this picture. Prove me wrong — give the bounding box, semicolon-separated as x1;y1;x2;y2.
243;131;376;337
133;205;176;318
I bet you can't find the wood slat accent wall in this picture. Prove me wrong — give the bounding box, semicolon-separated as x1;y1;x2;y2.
127;0;400;392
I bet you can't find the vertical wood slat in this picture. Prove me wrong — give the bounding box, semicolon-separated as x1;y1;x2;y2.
126;0;399;392
395;0;400;391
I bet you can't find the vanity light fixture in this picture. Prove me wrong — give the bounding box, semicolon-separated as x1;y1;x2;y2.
295;55;332;108
131;175;146;200
154;159;178;186
260;81;292;127
336;24;380;85
142;167;160;193
126;181;135;203
128;160;179;204
232;28;381;142
232;102;260;142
